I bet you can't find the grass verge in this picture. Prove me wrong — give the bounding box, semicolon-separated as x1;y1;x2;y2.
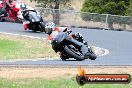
1;67;132;79
0;67;132;88
0;77;131;88
0;34;58;60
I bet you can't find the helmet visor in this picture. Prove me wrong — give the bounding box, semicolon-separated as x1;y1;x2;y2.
45;28;52;34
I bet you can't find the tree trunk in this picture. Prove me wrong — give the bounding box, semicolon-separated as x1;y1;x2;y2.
53;2;60;25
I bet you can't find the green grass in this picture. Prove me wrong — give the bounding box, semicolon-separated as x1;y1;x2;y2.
0;78;131;88
0;39;23;59
0;34;58;59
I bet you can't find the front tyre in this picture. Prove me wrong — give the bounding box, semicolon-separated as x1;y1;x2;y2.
88;48;97;60
16;17;23;23
40;22;45;32
64;45;85;61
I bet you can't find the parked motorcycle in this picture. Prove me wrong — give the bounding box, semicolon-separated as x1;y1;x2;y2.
22;10;45;32
51;32;97;61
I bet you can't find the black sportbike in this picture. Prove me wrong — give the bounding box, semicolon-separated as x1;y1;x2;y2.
51;32;97;61
22;10;45;32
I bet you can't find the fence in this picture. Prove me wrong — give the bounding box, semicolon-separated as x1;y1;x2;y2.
37;8;132;31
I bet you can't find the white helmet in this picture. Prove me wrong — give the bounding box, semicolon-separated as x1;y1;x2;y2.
45;22;55;34
20;3;27;10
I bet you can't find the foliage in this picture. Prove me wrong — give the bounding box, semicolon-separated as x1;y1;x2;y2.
30;0;71;9
81;0;131;16
30;0;71;25
81;0;132;29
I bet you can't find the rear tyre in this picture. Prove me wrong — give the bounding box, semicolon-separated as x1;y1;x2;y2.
31;24;37;32
0;18;2;22
60;56;67;61
32;29;36;32
0;18;4;22
64;45;85;61
32;27;37;32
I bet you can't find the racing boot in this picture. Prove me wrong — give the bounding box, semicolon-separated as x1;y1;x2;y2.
23;21;30;30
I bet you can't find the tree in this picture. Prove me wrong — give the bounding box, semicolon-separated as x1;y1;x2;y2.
30;0;71;25
81;0;132;30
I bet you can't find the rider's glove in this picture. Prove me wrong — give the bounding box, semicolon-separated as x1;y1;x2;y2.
67;29;72;34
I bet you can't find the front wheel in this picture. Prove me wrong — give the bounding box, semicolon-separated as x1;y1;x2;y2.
16;17;23;23
88;48;97;60
40;22;45;32
64;45;85;61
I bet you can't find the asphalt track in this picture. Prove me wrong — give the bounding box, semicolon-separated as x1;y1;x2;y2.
0;22;132;66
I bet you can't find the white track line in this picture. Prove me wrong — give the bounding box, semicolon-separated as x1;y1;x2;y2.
97;47;109;57
90;45;109;57
0;57;59;62
0;32;47;40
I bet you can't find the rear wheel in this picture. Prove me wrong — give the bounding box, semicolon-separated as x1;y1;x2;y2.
31;25;37;32
0;18;2;22
64;45;85;61
0;17;4;22
60;55;69;61
59;52;69;61
32;29;36;32
0;9;5;22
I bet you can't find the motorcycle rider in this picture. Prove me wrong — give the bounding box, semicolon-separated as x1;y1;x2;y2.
20;3;30;21
45;22;89;59
3;0;16;9
20;3;31;30
20;4;40;30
